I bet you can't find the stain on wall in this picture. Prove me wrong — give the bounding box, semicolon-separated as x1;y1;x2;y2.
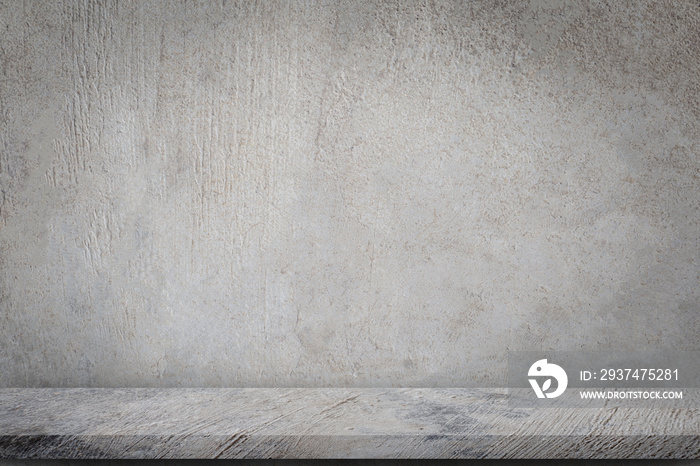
0;0;698;387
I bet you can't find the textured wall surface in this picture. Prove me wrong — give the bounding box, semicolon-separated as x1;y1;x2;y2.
0;0;699;387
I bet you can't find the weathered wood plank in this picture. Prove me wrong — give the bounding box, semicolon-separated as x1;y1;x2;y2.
0;389;698;459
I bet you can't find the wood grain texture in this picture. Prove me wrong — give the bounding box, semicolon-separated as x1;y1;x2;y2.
0;389;698;459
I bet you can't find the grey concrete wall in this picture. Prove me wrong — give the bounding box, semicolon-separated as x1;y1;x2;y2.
0;0;698;388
